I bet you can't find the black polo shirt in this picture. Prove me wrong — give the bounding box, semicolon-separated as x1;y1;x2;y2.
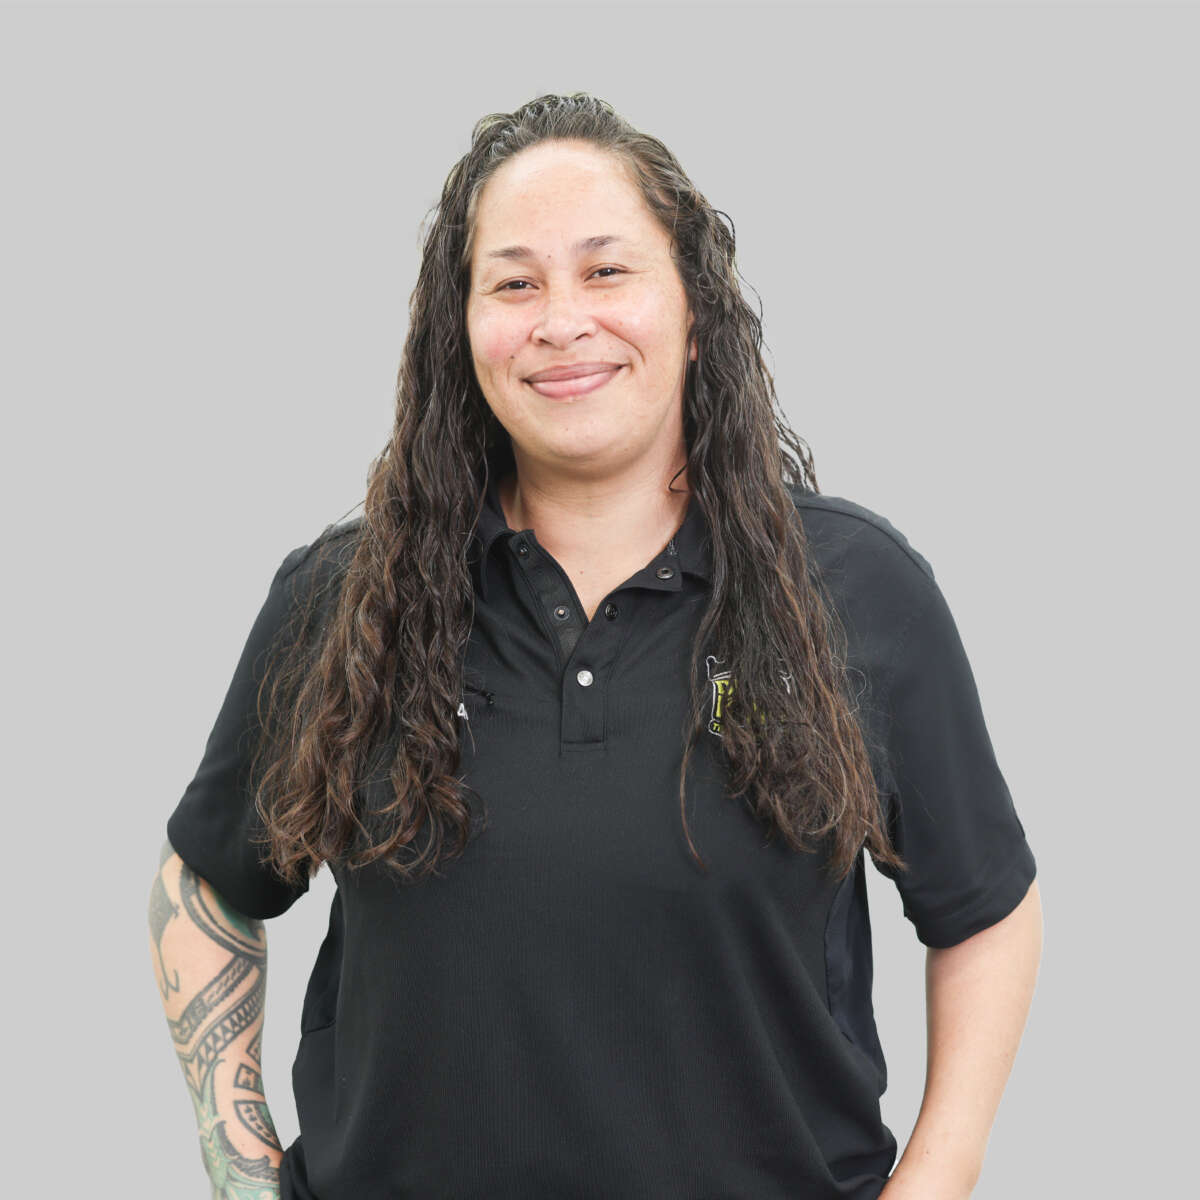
166;470;1037;1200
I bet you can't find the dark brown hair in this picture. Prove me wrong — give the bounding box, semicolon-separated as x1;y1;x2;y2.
250;92;907;894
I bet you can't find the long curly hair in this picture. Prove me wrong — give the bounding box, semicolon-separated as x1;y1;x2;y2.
249;92;907;895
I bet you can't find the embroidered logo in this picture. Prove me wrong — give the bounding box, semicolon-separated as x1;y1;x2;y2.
705;655;793;738
705;655;734;736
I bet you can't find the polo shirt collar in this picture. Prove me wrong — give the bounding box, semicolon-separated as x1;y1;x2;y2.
471;469;713;602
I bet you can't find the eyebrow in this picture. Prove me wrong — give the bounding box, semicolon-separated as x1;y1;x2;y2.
484;234;627;263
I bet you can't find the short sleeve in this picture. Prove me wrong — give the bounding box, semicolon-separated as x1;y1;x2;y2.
166;543;314;920
872;569;1037;948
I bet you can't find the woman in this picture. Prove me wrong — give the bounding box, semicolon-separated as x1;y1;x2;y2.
149;93;1041;1200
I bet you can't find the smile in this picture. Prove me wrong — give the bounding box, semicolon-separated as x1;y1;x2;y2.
526;366;623;399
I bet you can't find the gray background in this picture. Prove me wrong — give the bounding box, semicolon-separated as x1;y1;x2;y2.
5;1;1195;1195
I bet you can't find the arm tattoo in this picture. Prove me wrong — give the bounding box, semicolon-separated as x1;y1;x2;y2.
150;842;284;1198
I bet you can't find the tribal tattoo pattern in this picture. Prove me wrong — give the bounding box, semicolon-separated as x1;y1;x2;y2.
149;840;283;1199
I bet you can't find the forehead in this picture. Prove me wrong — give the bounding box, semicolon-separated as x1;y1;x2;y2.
471;145;660;266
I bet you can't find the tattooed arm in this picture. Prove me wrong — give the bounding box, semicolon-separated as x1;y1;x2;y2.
149;839;284;1200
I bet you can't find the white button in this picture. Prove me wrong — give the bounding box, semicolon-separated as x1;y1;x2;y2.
576;669;594;687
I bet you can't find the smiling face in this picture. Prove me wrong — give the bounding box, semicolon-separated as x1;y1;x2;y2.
466;140;697;481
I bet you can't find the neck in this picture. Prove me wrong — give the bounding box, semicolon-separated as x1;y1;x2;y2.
497;459;691;569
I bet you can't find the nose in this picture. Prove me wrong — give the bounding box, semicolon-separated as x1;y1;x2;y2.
529;286;602;347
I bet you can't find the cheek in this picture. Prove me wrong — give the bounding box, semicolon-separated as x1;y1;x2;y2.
609;288;676;345
615;311;646;339
471;310;523;367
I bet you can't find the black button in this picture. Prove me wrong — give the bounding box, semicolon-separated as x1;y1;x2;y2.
604;601;618;619
553;605;570;621
515;541;529;557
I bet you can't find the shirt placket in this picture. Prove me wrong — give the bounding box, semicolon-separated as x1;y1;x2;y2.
506;532;686;750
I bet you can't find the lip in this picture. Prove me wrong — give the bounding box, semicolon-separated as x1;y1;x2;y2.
526;365;623;399
525;361;623;383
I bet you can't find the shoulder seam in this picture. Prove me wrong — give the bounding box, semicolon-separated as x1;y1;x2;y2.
880;573;940;687
788;486;936;586
278;518;363;583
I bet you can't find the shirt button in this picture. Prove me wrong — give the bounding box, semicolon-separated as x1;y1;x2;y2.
604;601;618;619
553;605;570;621
656;566;675;580
515;541;529;557
576;669;594;687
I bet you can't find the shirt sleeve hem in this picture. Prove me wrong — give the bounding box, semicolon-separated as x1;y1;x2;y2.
165;813;305;921
912;842;1037;949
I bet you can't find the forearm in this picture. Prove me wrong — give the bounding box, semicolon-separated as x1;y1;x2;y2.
149;839;284;1199
881;882;1043;1199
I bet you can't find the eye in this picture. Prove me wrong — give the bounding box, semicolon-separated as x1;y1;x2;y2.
497;266;625;292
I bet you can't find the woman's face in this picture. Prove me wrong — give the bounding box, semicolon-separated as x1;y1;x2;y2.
466;140;697;479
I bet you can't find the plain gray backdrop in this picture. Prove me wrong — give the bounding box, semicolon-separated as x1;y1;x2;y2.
5;1;1195;1196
